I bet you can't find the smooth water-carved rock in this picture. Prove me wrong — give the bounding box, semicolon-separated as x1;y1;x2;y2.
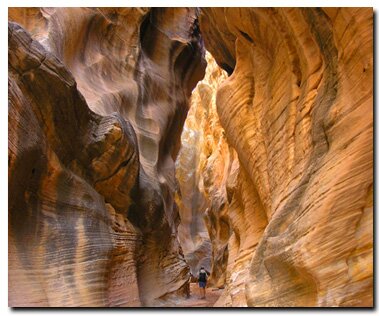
175;53;235;283
8;22;140;306
9;7;206;306
8;7;373;308
200;7;373;307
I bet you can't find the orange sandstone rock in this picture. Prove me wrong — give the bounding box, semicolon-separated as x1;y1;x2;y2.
8;7;373;308
8;7;206;306
175;53;233;284
200;7;373;307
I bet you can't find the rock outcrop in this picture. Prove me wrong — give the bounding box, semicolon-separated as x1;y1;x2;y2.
8;8;206;306
8;7;373;308
199;7;373;307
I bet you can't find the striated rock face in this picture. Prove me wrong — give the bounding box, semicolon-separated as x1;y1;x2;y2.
9;22;141;306
9;7;206;306
175;53;235;283
8;7;373;308
199;8;373;307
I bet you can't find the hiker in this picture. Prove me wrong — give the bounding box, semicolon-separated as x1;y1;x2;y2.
198;266;208;299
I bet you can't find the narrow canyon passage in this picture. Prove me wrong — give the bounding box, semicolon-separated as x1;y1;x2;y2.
175;52;230;283
8;7;373;307
173;52;232;306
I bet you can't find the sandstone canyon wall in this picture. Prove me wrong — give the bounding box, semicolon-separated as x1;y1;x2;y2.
175;53;237;286
8;7;373;308
9;7;206;306
199;7;373;307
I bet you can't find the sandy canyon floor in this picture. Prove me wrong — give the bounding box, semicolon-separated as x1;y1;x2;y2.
163;283;223;308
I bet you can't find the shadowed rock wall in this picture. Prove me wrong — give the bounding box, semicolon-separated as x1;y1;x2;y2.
199;7;373;307
8;7;206;306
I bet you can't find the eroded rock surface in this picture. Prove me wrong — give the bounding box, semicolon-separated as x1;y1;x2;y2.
8;7;206;306
175;53;235;284
199;7;373;307
9;22;140;306
8;7;373;308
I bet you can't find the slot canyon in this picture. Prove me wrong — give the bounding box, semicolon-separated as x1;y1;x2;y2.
8;7;373;307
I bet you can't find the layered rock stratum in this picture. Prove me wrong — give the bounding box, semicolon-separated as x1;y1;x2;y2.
9;7;205;307
199;7;373;307
9;7;373;307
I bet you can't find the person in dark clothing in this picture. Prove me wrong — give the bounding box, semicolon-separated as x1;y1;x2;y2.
198;266;208;299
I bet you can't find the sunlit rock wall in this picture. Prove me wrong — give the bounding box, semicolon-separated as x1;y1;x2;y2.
175;53;237;286
175;78;212;276
200;7;373;307
8;7;206;306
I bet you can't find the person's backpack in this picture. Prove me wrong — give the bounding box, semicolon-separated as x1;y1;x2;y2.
199;271;207;282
